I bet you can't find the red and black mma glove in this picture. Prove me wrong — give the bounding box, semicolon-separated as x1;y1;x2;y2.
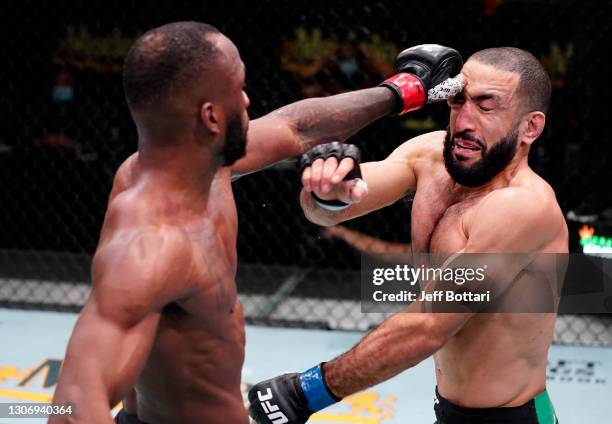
380;44;463;115
299;142;362;211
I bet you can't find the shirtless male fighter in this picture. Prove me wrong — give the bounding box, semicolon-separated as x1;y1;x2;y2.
249;47;567;424
49;22;462;424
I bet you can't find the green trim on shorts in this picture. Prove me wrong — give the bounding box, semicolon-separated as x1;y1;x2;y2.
534;390;558;424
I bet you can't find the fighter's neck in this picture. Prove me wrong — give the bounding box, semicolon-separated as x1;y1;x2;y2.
136;142;221;203
453;154;530;199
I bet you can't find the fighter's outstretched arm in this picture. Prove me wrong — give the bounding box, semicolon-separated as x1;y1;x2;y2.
231;44;464;179
49;227;194;424
230;87;395;179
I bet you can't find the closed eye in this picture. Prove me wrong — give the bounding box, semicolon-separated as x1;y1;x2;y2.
449;92;466;105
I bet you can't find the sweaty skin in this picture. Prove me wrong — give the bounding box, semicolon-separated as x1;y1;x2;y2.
300;60;568;408
49;28;395;423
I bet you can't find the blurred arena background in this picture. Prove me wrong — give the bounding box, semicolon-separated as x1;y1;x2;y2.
0;0;611;348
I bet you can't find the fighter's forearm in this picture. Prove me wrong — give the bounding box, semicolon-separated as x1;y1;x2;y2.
272;87;395;152
300;188;345;227
50;383;114;424
323;314;442;398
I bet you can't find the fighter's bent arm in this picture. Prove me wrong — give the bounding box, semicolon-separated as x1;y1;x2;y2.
323;188;565;397
230;87;395;179
50;227;194;424
300;132;439;226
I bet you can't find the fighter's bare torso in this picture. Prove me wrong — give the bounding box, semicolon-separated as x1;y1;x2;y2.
406;131;567;408
101;153;248;424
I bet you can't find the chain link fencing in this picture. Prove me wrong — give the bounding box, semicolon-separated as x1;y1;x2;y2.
1;0;611;346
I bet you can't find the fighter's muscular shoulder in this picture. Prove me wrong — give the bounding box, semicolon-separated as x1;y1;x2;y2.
93;224;196;308
463;179;567;253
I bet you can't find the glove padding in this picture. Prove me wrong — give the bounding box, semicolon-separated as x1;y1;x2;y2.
381;44;463;115
248;373;312;424
396;44;463;96
299;142;362;181
426;73;465;103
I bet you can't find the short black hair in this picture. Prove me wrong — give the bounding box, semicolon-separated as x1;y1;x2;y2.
123;21;221;110
468;47;551;114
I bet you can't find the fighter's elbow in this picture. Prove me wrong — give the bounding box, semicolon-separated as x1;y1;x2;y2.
419;316;452;354
52;374;114;423
394;314;447;358
306;215;340;227
303;209;341;227
423;332;446;355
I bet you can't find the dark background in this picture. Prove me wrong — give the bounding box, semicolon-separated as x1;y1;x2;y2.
1;0;610;271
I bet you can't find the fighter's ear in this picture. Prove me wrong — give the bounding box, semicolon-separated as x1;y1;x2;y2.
200;102;222;134
521;111;545;146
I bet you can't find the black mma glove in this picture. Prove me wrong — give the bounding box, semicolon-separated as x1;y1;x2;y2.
299;142;363;211
380;44;464;115
248;364;340;424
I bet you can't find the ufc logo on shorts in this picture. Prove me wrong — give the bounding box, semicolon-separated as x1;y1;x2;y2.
257;388;289;424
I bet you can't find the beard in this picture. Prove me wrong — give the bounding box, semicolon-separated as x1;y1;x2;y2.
221;112;248;166
443;124;519;187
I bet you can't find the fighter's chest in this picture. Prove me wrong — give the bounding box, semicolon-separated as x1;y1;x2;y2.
411;179;480;253
180;235;238;321
183;184;239;316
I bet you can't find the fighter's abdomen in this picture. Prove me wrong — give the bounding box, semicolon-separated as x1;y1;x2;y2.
135;305;247;424
435;313;555;408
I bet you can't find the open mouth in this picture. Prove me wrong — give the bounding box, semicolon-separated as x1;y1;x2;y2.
452;137;482;157
454;138;481;150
